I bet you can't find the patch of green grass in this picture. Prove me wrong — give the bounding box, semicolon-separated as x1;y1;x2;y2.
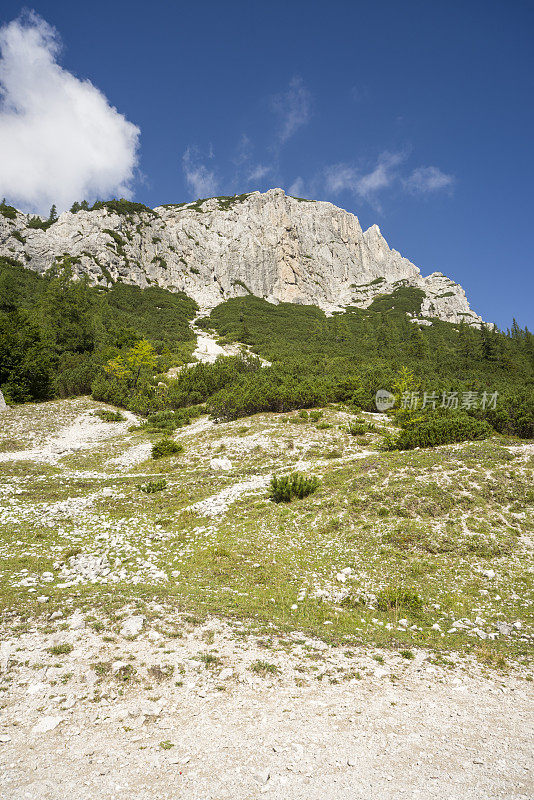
159;740;174;750
48;643;74;656
199;652;222;668
249;660;279;675
376;587;423;613
92;661;111;677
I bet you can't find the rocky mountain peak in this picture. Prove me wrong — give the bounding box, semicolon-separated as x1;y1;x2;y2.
0;190;484;325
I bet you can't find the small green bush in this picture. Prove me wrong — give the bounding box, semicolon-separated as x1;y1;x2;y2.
348;421;366;435
0;201;17;220
115;663;136;682
269;473;319;503
143;407;202;432
199;653;222;668
340;592;365;609
94;409;126;422
137;479;167;493
347;418;375;435
91;661;111;676
151;438;183;459
376;587;423;613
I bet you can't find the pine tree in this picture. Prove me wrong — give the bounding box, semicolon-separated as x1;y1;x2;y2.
480;324;498;362
408;324;429;360
510;318;522;341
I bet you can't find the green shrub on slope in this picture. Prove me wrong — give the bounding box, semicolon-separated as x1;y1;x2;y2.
151;439;184;459
383;412;492;451
269;473;319;503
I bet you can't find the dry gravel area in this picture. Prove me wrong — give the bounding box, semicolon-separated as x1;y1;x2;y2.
0;617;533;800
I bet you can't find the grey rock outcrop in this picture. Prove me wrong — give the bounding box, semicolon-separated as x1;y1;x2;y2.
0;189;484;325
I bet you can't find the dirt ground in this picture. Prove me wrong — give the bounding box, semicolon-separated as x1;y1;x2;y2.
0;616;533;800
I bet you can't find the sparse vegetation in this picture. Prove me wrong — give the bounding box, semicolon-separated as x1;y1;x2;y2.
90;198;157;217
249;660;279;675
0;396;531;666
159;740;174;750
199;653;222;668
0;199;17;220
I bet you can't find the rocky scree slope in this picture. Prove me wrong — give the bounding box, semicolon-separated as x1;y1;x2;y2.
0;189;483;324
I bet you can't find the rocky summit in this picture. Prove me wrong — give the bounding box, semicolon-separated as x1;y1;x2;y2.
0;189;483;324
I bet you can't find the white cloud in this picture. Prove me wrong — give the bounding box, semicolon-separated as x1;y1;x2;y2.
234;134;252;166
230;135;272;186
182;146;219;198
0;12;140;214
356;151;405;199
404;166;455;194
271;76;312;144
288;177;306;197
324;163;358;194
248;164;271;182
325;152;453;209
325;151;405;206
350;85;366;103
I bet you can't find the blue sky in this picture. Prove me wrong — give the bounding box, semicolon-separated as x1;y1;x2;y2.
0;0;532;329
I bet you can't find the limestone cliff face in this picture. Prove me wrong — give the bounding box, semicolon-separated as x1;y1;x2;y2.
0;188;484;325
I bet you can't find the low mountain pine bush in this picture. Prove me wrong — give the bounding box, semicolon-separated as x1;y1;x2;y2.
269;473;319;503
384;412;492;451
137;479;167;493
151;439;183;459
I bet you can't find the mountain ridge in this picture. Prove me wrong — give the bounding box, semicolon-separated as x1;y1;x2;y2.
0;189;484;326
